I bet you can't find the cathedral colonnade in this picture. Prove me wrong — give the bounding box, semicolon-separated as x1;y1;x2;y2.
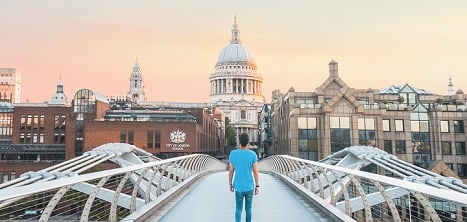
211;78;262;95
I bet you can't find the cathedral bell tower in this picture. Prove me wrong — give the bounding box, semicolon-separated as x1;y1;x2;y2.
127;61;145;104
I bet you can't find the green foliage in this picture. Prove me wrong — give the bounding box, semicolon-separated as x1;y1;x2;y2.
397;96;405;104
225;117;236;148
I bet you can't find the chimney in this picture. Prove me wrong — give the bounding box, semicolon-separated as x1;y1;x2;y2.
329;60;338;77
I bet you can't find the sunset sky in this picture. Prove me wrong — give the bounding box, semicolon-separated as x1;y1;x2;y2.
2;1;467;103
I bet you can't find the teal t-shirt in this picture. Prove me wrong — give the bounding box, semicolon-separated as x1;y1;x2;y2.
229;148;258;192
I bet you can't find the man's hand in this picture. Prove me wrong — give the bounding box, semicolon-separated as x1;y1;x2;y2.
229;184;234;192
254;187;259;195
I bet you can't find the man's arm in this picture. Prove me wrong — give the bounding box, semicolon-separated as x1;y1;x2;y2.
228;163;234;192
253;162;259;195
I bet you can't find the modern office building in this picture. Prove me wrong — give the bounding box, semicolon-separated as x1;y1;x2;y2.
0;68;21;103
264;60;467;181
209;17;265;148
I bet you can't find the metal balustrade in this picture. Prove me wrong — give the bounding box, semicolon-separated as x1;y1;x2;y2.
0;143;226;222
2;144;467;221
259;148;467;222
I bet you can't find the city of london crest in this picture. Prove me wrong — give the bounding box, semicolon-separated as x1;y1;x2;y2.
170;130;186;143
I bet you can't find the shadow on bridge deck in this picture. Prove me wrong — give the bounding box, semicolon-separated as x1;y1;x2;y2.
157;171;329;222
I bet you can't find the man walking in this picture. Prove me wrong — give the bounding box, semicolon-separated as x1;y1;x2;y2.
228;133;259;222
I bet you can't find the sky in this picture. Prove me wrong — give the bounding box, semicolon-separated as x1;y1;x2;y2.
1;0;467;103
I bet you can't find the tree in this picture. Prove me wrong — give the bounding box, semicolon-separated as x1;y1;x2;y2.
397;96;405;104
225;117;236;149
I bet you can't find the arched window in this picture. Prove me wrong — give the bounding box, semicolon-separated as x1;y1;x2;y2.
241;110;247;119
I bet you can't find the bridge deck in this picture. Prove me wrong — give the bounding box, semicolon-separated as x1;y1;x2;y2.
157;171;328;222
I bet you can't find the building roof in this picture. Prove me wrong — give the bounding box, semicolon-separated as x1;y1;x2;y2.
380;84;431;95
216;17;256;67
0;102;14;111
104;109;197;122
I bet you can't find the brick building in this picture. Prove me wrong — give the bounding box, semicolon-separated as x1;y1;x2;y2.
0;88;225;182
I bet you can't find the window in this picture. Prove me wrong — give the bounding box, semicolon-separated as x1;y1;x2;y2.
54;115;60;130
147;131;154;148
20;115;26;130
75;116;84;156
440;120;449;133
73;89;97;113
383;140;392;154
155;131;161;148
382;119;390;132
446;163;453;171
456;142;466;155
396;140;406;154
128;131;134;145
120;130;126;143
454;120;464;133
296;99;314;104
358;118;376;146
33;115;39;130
297;117;318;160
240;110;247;119
408;93;417;105
457;164;467;178
395;120;404;132
298;117;316;129
411;120;429;132
40;115;45;130
330;117;351;153
411;111;431;168
26;133;31;143
2;171;8;183
53;115;66;144
19;133;25;143
442;142;452;155
27;115;32;129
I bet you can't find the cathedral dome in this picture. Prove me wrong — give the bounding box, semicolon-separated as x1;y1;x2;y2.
216;43;255;65
215;17;256;68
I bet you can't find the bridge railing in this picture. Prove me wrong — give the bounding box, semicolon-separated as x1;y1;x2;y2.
259;155;467;222
0;154;226;222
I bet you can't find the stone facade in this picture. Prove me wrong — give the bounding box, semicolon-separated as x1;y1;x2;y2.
209;18;264;147
267;60;467;181
0;68;21;103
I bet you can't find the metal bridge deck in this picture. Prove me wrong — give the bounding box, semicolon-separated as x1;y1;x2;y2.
157;172;327;222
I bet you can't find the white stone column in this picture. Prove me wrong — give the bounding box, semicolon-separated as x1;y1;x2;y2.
254;81;258;94
233;79;237;93
212;81;215;94
245;80;248;93
214;80;217;94
243;79;246;93
259;82;262;94
239;79;242;93
222;79;227;93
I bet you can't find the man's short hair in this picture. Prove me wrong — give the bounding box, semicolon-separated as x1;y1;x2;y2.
239;133;249;147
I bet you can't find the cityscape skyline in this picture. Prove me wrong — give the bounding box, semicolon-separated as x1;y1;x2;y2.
2;1;467;103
